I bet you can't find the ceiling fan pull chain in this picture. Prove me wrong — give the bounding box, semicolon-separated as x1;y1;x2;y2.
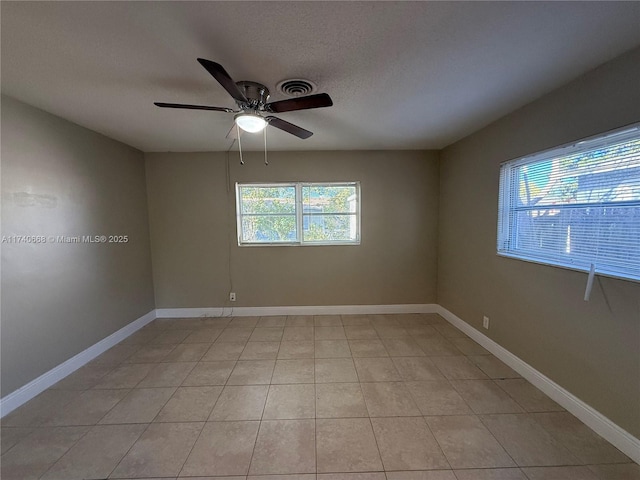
237;123;244;165
264;126;268;166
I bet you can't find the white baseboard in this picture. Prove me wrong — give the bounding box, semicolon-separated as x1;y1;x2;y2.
0;309;156;418
155;303;439;318
435;305;640;465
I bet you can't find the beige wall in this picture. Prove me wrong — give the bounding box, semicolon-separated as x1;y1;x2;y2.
438;48;640;437
1;96;155;395
145;150;439;308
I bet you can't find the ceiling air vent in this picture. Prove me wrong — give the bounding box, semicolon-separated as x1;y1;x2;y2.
276;79;317;97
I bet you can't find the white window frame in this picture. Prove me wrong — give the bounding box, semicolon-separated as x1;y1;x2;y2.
497;124;640;283
236;181;361;246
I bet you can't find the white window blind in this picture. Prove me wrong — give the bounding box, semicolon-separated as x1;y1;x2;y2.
497;125;640;282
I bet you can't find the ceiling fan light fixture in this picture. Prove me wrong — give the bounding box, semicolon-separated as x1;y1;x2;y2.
234;112;267;133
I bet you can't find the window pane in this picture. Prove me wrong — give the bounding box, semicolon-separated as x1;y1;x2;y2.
303;214;358;242
498;128;640;281
239;186;296;214
302;185;358;214
241;215;297;243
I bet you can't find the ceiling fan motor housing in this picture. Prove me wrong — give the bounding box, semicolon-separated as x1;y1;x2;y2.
236;81;270;108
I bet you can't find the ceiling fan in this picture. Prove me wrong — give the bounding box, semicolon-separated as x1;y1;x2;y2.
154;58;333;139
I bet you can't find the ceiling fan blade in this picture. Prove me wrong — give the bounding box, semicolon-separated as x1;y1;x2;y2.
154;102;233;112
266;116;313;139
197;58;247;103
265;93;333;113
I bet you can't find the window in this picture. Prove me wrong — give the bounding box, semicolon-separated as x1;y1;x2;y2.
497;125;640;282
236;182;360;246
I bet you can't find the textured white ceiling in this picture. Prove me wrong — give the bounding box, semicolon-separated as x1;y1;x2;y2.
2;1;640;152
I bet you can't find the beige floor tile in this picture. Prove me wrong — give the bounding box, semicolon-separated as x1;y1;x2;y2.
125;344;177;363
283;326;314;341
202;317;233;328
240;341;280;360
453;469;526;479
99;387;175;424
431;356;488;379
229;316;260;328
180;421;259;476
315;340;352;358
202;342;246;361
263;384;316;419
386;472;456;480
182;327;223;343
218;327;254;342
50;364;115;390
532;412;630;464
287;315;315;327
227;360;275;385
450;380;524;414
413;336;462;356
370;314;400;327
433;324;467;338
92;363;155;389
258;316;287;327
344;326;379;339
348;339;389;357
151;329;192;344
111;422;202;478
315;358;359;383
89;344;141;365
392;357;445;381
315;383;368;418
209;385;268;421
250;327;285;342
521;466;599;479
469;355;521;379
382;337;426;356
137;362;196;387
1;390;80;427
43;389;128;426
373;325;409;338
182;361;235;386
272;359;315;384
155;386;223;422
40;424;145;480
341;315;373;326
426;415;515;469
354;357;402;382
371;416;449;470
315;326;347;340
588;463;640;479
316;418;383;472
449;337;490;355
0;427;34;455
404;325;442;337
0;426;89;480
314;315;343;326
279;341;315;359
405;380;472;415
249;419;316;474
360;382;421;416
480;413;579;466
494;379;564;412
319;474;386;480
252;475;315;480
164;343;210;362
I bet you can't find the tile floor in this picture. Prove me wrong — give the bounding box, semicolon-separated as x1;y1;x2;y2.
1;313;638;480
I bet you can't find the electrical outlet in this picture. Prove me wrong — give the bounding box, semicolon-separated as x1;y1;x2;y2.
483;316;490;329
229;292;236;302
